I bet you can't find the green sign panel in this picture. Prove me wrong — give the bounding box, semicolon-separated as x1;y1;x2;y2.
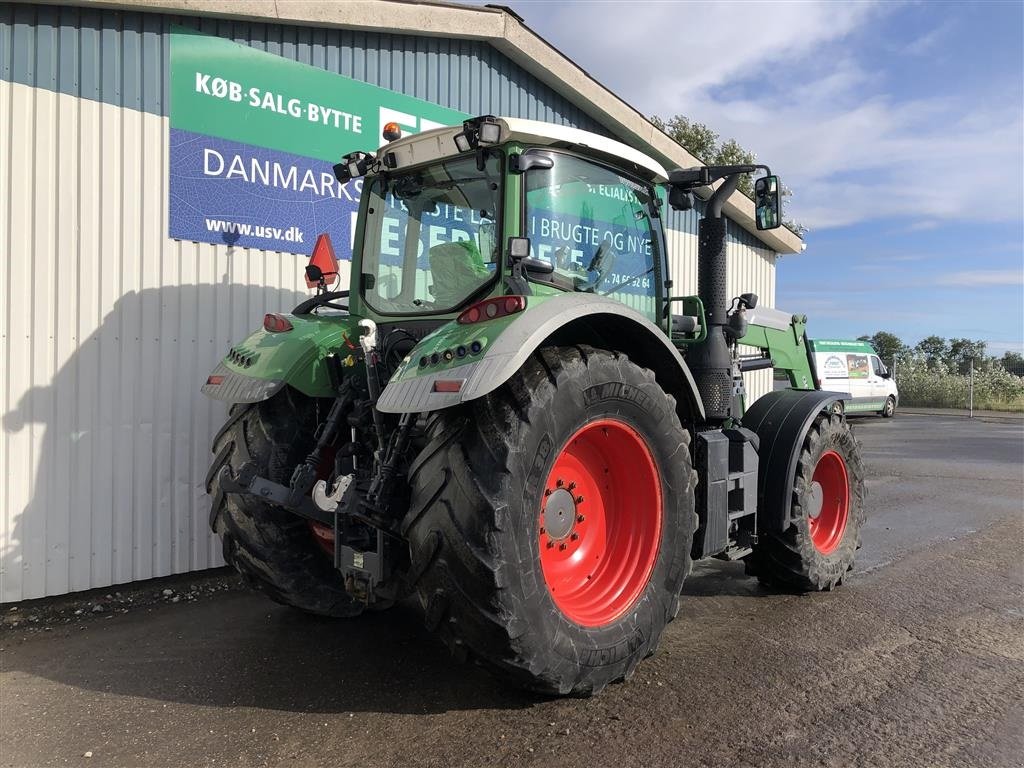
169;27;468;253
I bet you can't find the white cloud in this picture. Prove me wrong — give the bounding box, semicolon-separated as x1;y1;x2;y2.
933;270;1024;287
520;1;883;108
505;0;1023;231
902;19;955;56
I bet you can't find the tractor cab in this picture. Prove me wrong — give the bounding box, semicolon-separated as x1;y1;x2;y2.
337;116;673;331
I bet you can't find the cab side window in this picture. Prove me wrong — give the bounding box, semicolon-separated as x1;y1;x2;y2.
523;153;662;323
871;356;887;377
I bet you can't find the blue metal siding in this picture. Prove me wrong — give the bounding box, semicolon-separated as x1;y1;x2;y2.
2;2;605;132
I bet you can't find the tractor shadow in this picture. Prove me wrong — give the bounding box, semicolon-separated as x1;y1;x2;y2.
4;560;779;716
3;590;538;715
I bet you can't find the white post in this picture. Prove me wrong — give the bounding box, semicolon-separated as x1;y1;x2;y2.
969;359;974;418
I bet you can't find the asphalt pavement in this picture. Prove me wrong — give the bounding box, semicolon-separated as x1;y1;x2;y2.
2;414;1022;768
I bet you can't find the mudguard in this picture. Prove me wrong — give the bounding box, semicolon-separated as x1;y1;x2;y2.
741;388;846;531
201;313;363;404
377;292;705;421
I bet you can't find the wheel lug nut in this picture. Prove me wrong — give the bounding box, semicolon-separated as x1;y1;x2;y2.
575;496;584;504
539;527;546;535
570;532;579;541
546;540;555;549
556;478;564;487
559;543;567;551
576;514;585;523
544;489;552;497
567;481;576;491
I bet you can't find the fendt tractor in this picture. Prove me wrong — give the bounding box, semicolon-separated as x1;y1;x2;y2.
202;116;865;695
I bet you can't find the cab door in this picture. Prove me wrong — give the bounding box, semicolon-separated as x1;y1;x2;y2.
870;355;893;407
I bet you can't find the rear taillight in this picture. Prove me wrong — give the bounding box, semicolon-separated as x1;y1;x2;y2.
456;296;526;325
206;375;225;386
264;313;293;333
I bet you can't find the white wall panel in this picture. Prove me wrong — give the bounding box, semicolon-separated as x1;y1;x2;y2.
1;81;315;601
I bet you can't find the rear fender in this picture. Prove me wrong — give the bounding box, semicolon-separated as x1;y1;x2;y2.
201;313;363;404
377;293;705;422
741;388;845;531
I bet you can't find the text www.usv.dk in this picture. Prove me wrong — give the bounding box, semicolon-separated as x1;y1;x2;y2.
204;218;305;243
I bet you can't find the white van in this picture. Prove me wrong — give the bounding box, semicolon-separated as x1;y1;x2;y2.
808;339;899;417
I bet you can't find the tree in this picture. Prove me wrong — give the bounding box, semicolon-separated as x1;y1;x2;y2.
948;338;987;373
649;115;718;164
1001;351;1024;376
651;113;804;233
915;335;950;368
713;138;757;197
861;331;908;368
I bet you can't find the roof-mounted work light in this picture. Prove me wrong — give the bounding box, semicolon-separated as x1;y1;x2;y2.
453;115;502;153
453;132;473;153
333;151;375;183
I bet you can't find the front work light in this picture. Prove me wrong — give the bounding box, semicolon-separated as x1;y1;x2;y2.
452;115;502;153
333;151;375;183
453;132;473;153
478;120;501;144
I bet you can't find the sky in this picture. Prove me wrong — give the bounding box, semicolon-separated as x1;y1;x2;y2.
481;0;1024;356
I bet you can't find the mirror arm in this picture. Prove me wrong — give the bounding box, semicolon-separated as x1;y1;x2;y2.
707;173;741;219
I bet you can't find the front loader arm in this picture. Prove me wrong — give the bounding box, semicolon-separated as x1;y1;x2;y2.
742;306;817;391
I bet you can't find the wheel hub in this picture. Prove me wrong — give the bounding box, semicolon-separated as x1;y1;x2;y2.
543;487;578;540
807;449;850;555
808;481;824;519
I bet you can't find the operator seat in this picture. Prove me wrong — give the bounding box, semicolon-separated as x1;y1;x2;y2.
428;240;491;306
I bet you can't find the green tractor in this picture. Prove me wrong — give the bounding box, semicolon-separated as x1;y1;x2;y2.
203;116;865;695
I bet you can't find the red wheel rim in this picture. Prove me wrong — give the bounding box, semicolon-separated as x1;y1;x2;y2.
538;419;662;627
807;450;850;555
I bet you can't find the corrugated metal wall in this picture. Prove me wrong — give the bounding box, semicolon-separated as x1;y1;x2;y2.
1;3;604;130
1;2;777;601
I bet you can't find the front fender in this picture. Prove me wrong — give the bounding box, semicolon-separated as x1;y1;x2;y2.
201;313;363;404
377;293;705;420
741;388;845;531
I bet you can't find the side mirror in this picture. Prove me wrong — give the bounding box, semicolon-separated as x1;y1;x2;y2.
754;175;781;231
305;264;324;283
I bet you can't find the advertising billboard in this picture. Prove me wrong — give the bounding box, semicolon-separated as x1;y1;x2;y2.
168;28;468;255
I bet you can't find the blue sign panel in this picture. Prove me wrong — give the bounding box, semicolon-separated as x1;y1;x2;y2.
169;128;360;254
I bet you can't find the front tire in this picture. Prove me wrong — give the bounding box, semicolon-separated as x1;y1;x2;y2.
206;389;365;617
751;412;866;591
404;346;697;695
882;396;896;418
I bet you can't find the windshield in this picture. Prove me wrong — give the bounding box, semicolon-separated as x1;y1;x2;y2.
360;154;502;315
524;152;663;322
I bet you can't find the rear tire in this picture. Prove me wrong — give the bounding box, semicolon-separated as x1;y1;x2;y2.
404;346;697;695
751;413;865;591
206;389;365;617
882;396;896;418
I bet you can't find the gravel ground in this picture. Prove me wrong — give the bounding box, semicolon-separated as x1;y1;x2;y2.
2;414;1022;768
